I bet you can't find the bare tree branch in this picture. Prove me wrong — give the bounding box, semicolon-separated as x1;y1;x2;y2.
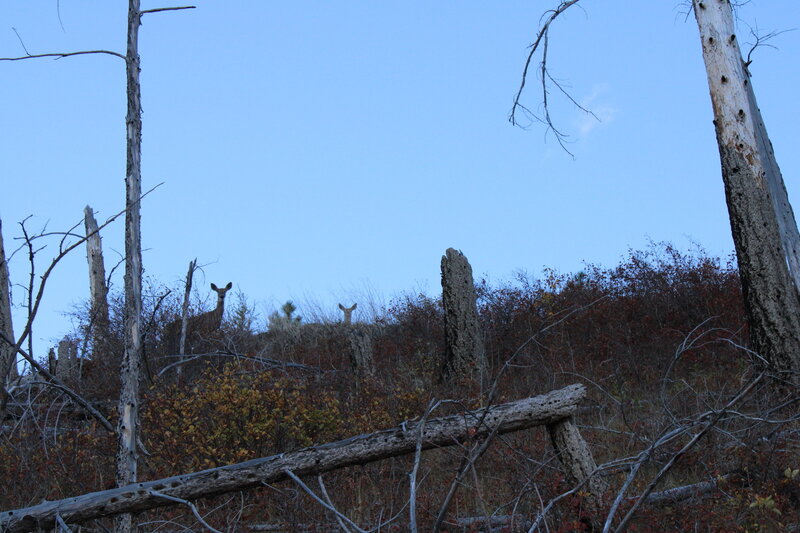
0;50;125;61
149;490;222;533
10;28;30;56
140;6;197;16
509;0;586;156
0;332;115;433
612;372;765;532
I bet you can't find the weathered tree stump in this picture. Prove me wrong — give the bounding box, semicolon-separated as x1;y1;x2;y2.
347;325;375;380
440;248;485;382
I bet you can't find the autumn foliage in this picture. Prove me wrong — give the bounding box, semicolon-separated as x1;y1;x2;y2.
1;243;798;531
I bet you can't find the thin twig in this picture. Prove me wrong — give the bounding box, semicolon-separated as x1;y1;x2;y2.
150;490;223;533
54;512;71;532
11;28;31;56
409;399;439;532
509;0;584;155
0;333;115;433
613;372;765;533
285;470;363;533
432;414;505;531
140;6;197;15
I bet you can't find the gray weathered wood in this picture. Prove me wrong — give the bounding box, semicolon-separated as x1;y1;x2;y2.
0;384;587;532
547;417;609;508
178;259;197;358
0;218;19;423
440;248;485;382
347;325;375;379
55;337;78;380
0;217;16;386
116;2;144;531
84;205;110;362
693;0;800;381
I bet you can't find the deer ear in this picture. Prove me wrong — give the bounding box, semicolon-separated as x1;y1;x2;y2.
338;303;345;311
225;282;232;290
211;283;218;291
352;303;357;310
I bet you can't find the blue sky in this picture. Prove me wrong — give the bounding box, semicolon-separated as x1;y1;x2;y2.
1;1;799;355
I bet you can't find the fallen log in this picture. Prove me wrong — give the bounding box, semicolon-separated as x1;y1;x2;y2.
0;383;586;532
642;473;735;505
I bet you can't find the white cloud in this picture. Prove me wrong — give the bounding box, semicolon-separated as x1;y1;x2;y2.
575;84;617;138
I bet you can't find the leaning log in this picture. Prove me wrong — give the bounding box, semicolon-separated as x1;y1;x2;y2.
0;384;587;532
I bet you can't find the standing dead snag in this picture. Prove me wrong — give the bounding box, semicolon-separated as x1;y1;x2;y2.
347;325;375;380
440;248;486;382
0;218;18;423
54;337;79;381
693;0;800;383
116;2;145;531
177;260;197;357
0;217;17;387
84;206;111;365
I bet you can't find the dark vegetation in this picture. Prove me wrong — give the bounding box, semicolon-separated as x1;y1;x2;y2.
2;243;799;531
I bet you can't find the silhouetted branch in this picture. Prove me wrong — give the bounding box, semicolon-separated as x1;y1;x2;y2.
509;0;592;156
140;6;196;16
0;50;125;61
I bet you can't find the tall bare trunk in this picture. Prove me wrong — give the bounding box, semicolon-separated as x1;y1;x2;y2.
0;218;18;419
178;259;197;357
115;1;143;531
85;206;110;363
174;258;197;378
693;0;800;383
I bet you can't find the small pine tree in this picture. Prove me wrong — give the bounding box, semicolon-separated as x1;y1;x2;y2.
268;300;302;330
229;291;256;335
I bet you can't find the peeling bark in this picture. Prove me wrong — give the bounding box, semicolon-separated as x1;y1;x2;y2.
0;218;18;422
85;205;110;363
548;417;609;509
347;325;375;379
693;0;800;381
116;2;144;531
0;218;16;386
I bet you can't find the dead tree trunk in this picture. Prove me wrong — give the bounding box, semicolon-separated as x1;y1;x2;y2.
173;258;197;378
178;259;196;357
0;384;594;533
347;325;375;380
116;1;144;531
0;218;18;423
84;205;110;363
440;248;486;382
548;417;609;511
0;217;17;386
693;0;800;382
56;337;78;381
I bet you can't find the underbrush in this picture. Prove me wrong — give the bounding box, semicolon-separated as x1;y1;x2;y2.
2;244;798;531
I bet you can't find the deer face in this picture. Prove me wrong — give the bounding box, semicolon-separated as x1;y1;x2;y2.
338;303;357;324
211;282;233;299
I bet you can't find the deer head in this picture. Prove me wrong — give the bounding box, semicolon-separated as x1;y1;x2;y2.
338;303;357;325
